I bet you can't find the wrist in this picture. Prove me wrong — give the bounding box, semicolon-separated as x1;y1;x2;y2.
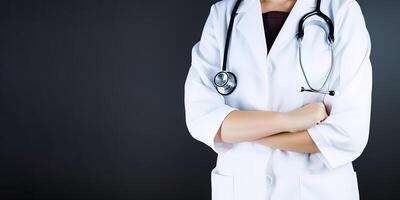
277;112;295;133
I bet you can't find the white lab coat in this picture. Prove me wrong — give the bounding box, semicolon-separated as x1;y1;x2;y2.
184;0;372;199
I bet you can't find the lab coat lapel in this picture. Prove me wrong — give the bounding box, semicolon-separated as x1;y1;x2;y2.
234;0;268;72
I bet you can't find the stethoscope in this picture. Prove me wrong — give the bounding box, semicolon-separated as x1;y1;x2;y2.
213;0;336;96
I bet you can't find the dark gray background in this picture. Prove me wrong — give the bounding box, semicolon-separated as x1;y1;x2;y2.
0;0;398;199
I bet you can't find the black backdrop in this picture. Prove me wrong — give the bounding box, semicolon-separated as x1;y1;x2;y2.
0;0;399;199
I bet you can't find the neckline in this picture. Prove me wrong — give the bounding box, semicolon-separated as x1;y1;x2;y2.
262;10;290;15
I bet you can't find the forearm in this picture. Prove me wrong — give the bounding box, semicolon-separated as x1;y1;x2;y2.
218;110;291;143
254;130;320;153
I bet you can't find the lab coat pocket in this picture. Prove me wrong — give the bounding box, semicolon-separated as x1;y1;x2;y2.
300;170;359;200
211;168;235;200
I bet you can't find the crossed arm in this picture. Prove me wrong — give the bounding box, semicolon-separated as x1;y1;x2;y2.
216;103;328;153
253;130;319;153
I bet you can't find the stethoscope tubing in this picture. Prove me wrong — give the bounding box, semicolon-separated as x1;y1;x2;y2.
213;0;336;96
298;37;336;96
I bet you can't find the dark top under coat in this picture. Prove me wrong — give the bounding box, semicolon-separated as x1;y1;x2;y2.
262;11;290;54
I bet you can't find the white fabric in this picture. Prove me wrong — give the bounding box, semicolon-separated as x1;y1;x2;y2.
184;0;372;199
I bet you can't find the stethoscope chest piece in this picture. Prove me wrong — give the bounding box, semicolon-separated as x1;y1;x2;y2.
213;71;237;95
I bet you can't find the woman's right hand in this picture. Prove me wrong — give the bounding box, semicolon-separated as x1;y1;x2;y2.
285;102;328;132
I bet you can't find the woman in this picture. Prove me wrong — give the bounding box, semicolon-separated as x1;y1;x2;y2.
184;0;372;199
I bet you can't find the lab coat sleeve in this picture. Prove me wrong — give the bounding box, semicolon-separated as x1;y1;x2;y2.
307;1;373;169
184;4;239;154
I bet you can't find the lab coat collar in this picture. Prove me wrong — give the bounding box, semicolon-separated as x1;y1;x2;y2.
235;0;315;69
236;0;314;14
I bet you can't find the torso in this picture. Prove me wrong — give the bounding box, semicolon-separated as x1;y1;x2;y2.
207;0;367;199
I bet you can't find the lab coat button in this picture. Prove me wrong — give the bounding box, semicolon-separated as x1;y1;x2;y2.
266;174;273;186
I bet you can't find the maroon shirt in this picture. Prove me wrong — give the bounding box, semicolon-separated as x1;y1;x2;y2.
262;11;289;54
